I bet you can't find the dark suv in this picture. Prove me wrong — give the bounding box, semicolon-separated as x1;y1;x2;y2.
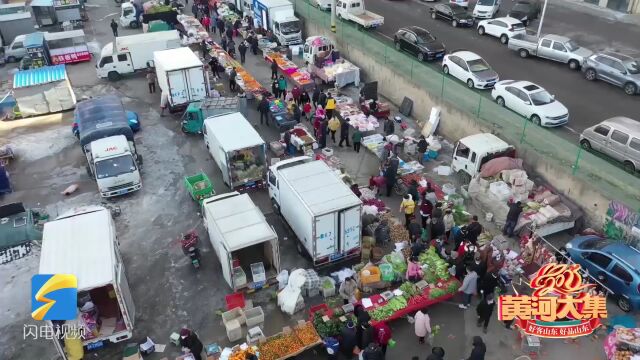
393;26;446;62
582;51;640;95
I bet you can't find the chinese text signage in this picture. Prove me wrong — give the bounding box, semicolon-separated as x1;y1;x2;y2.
498;263;607;338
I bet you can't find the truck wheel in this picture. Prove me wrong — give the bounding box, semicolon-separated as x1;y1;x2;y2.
86;164;93;178
7;56;16;63
130;20;139;28
137;154;143;167
457;171;471;184
568;59;579;70
518;49;529;58
271;198;280;215
107;71;121;81
623;161;636;174
580;139;591;151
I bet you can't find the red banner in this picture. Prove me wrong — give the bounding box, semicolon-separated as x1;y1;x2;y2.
516;318;601;338
50;51;91;65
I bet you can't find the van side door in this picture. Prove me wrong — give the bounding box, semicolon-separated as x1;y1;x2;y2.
627;137;640;171
588;124;610;153
609;129;630;163
267;169;279;206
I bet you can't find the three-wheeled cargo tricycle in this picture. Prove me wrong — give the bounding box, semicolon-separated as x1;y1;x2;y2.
181;97;244;134
184;172;215;204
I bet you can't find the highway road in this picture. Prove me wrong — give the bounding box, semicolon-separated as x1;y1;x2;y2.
361;0;640;138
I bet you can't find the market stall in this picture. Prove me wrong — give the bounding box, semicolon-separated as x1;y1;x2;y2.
209;42;269;100
264;50;314;91
177;14;210;45
283;124;318;153
361;99;391;119
258;321;322;360
309;60;360;88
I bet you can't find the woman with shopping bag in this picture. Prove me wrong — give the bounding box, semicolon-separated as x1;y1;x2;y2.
413;310;432;344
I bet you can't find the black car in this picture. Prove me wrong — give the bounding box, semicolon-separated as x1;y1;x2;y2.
393;26;446;61
508;1;540;26
430;4;474;27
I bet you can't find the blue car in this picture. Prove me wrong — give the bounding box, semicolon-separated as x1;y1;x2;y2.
566;235;640;312
72;110;140;138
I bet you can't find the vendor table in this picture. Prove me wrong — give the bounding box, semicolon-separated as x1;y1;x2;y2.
309;60;360;88
358;278;460;326
271;112;296;130
209;43;268;99
264;50;315;91
361;100;391;119
177;14;210;45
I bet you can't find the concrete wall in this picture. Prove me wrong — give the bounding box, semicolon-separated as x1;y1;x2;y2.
302;20;610;226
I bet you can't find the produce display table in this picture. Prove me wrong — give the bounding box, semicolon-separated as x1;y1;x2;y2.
399;173;446;200
287;125;317;152
264;51;314;91
258;321;322;360
209;43;268;99
177;15;209;45
358;278;460;326
309;60;360;88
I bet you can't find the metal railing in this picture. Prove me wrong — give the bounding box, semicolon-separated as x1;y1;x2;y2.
293;0;640;212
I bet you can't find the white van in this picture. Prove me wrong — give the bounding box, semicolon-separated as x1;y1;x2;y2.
473;0;501;19
580;116;640;173
5;34;27;62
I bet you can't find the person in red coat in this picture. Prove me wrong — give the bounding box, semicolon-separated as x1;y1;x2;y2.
373;321;392;354
291;85;302;105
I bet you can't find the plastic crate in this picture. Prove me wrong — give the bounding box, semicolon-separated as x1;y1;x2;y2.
244;306;265;328
246;326;265;346
222;307;245;326
232;267;247;288
251;262;266;283
225;319;242;342
305;269;320;290
360;266;381;285
309;303;334;321
225;293;245;311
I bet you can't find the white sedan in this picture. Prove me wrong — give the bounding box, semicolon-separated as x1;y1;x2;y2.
491;80;569;127
477;17;526;44
442;50;499;89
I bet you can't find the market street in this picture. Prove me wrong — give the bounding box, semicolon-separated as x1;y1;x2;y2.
362;0;640;138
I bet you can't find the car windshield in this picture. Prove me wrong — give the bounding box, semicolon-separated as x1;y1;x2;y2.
280;21;300;34
452;7;467;15
578;237;610;251
512;3;530;11
565;40;579;52
529;90;555;105
623;59;640;74
467;58;490;72
416;33;435;43
477;0;495;5
95;154;137;179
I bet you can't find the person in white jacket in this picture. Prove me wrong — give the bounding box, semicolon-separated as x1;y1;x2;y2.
443;209;454;243
458;266;478;309
413;310;432;344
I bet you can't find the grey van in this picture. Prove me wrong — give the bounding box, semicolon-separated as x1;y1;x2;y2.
580;116;640;173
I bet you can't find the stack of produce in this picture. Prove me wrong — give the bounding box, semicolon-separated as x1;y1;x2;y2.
369;296;407;321
269;99;287;113
604;328;640;360
258;331;304;360
389;223;409;243
384;252;407;276
294;322;322;347
362;198;385;213
418;247;450;283
228;346;257;360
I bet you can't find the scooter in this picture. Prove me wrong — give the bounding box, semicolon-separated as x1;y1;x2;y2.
181;231;201;269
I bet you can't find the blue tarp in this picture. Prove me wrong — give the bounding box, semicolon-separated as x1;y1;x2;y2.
75;95;134;148
13;64;67;88
24;32;45;48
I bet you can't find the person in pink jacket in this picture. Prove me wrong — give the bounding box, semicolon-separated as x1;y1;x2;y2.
406;256;424;282
414;310;431;344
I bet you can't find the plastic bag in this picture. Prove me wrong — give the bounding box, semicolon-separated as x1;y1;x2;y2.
276;270;289;290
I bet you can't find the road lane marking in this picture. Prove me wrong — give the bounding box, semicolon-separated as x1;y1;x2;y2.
563;126;579;135
376;31;394;41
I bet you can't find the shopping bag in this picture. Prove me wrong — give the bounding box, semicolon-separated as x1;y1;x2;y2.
388;339;396;348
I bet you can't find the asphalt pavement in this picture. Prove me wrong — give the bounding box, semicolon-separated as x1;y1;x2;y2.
361;0;640;139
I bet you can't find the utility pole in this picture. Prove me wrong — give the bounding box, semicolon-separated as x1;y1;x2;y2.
331;0;336;32
536;0;549;38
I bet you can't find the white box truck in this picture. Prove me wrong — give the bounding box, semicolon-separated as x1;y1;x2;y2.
96;30;182;81
268;157;362;266
154;47;208;112
203;112;267;192
39;206;135;357
76;96;143;198
202;192;280;291
253;0;302;45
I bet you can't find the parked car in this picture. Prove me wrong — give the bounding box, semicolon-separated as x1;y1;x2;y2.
508;34;593;70
450;0;469;8
477;16;526;44
565;235;640;312
508;0;540;25
394;26;446;61
580;116;640;173
430;4;475;27
442;50;499;89
473;0;501;19
582;52;640;96
491;80;569;126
